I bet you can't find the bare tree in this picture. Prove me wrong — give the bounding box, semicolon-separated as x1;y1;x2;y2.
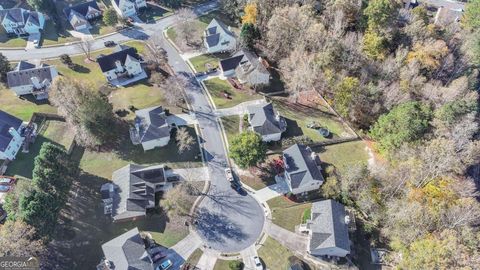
145;34;168;66
76;38;93;60
162;76;190;109
176;8;197;47
279;48;318;101
176;127;195;154
162;182;198;217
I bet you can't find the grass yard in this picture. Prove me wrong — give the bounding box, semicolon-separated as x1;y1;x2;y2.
238;155;279;190
213;259;243;270
273;98;353;142
139;4;172;23
185;248;203;267
203;78;261;109
258;237;294;270
42;20;80;46
189;53;230;72
316;141;368;174
220;115;240;145
41;120;75;150
267;196;312;232
0;35;27;47
0;88;56;121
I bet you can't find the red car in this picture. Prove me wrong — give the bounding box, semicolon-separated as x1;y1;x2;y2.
0;176;16;185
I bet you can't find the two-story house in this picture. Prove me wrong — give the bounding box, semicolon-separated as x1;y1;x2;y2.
0;110;25;161
63;1;102;31
219;49;270;86
129;106;171;151
111;0;146;18
97;44;147;86
7;61;58;100
246;103;287;142
283;143;324;195
204;18;236;53
0;7;45;36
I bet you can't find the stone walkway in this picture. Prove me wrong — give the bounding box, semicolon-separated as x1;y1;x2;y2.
215;99;267;117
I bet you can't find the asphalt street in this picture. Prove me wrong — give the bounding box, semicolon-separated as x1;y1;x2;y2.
0;0;266;254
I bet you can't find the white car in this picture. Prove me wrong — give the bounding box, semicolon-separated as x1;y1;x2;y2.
33;39;39;48
225;168;234;182
253;256;263;270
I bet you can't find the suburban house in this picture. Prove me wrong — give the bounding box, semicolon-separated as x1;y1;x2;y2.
6;61;58;100
97;44;147;86
282;144;324;195
0;110;25;161
434;7;463;26
301;200;351;258
219;49;270;86
0;7;45;36
130;106;171;151
111;0;146;18
103;164;179;222
204;18;236;53
63;1;102;31
247;103;287;142
98;227;154;270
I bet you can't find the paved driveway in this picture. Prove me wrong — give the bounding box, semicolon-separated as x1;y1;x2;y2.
265;221;308;253
215;99;267;117
253;180;290;203
166;113;198;126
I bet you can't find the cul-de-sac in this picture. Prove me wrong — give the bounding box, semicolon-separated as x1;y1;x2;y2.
0;0;479;269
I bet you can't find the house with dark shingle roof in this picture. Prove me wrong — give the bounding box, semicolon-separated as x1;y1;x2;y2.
0;7;45;35
97;44;147;86
130;106;171;151
105;164;178;222
0;110;25;161
7;61;58;100
63;1;102;31
111;0;146;18
247;103;286;142
98;227;154;270
304;200;351;258
219;49;270;86
204;18;236;53
283;144;324;194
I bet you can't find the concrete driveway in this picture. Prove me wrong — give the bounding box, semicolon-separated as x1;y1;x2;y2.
253;179;290;203
215;99;267;117
265;221;308;253
25;33;40;50
166;113;198;126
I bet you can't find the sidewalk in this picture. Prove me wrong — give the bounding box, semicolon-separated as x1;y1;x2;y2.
196;250;218;270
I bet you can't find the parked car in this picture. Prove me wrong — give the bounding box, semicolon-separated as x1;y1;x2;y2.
0;207;6;223
225;168;234;182
230;180;242;192
253;256;263;270
104;40;115;47
33;39;40;48
157;259;172;270
0;176;16;185
0;185;12;193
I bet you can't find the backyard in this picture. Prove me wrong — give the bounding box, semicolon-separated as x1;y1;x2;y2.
315;141;369;175
267;196;312;232
203;78;261;109
0;87;56;121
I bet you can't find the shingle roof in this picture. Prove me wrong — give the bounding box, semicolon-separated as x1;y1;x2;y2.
101;227;153;270
308;200;350;253
204;18;235;47
283;144;324;189
236;50;270;81
97;45;140;72
219;52;244;72
0;110;22;153
134;106;170;143
0;8;42;27
205;33;220;47
111;164;166;221
7;61;56;88
63;1;100;18
247;103;286;136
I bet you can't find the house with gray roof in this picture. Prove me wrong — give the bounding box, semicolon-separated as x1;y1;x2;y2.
204;18;236;53
63;1;102;31
111;0;146;18
247;103;286;142
283;144;324;194
304;200;351;258
0;110;25;161
0;7;45;36
6;61;58;100
98;227;154;270
130;106;171;151
106;164;178;222
97;44;147;86
219;49;270;86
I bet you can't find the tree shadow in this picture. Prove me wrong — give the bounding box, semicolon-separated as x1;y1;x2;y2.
282;118;304;138
194;207;247;244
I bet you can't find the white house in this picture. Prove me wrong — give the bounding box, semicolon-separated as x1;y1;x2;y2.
111;0;146;18
283;144;324;195
96;44;147;86
302;200;351;258
219;49;270;86
0;7;45;35
63;1;102;31
130;106;171;151
0;110;25;161
204;18;236;53
7;61;58;100
247;103;286;142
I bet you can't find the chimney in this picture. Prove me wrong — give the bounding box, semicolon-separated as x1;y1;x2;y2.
115;60;124;72
31;76;41;89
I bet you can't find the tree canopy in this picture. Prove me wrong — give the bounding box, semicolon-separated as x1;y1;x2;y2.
229;131;267;168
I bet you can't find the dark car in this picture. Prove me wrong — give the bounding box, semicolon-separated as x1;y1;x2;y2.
104;40;115;47
230;180;242;192
0;208;6;223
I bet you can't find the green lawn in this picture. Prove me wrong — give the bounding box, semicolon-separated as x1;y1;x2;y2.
189;53;230;72
316;141;368;174
139;4;172;23
221;115;240;145
203;78;261;109
273;97;353;142
267;196;312;232
213;259;243;270
185;248;203;267
0;36;27;47
42;20;80;46
258;237;294;270
41;120;75;150
0;88;57;121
